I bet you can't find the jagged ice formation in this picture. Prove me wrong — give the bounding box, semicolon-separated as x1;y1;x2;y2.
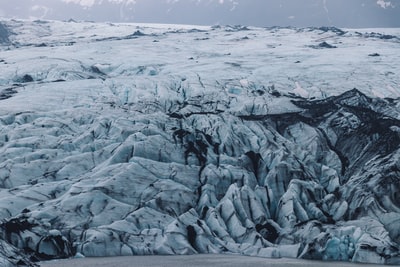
0;20;399;266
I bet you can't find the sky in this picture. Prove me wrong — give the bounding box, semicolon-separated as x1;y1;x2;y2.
0;0;399;28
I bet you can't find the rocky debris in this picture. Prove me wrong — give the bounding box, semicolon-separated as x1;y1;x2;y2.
0;88;18;100
310;41;337;49
369;53;381;57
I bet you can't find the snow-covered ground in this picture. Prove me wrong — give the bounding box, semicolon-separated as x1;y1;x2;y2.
1;20;400;100
0;20;399;266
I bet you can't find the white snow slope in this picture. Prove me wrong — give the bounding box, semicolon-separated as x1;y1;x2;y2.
0;20;399;266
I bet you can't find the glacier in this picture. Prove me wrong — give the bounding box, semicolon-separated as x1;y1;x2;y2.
0;20;399;266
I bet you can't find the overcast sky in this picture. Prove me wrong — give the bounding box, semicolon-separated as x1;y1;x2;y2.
0;0;399;28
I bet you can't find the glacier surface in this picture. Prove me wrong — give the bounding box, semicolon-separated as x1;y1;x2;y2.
0;20;399;266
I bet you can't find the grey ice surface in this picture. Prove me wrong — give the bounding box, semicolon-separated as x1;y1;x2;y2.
40;255;400;267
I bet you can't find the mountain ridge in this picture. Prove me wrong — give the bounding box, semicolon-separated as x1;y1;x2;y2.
1;0;400;28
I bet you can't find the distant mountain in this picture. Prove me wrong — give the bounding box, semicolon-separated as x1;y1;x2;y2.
0;0;399;27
